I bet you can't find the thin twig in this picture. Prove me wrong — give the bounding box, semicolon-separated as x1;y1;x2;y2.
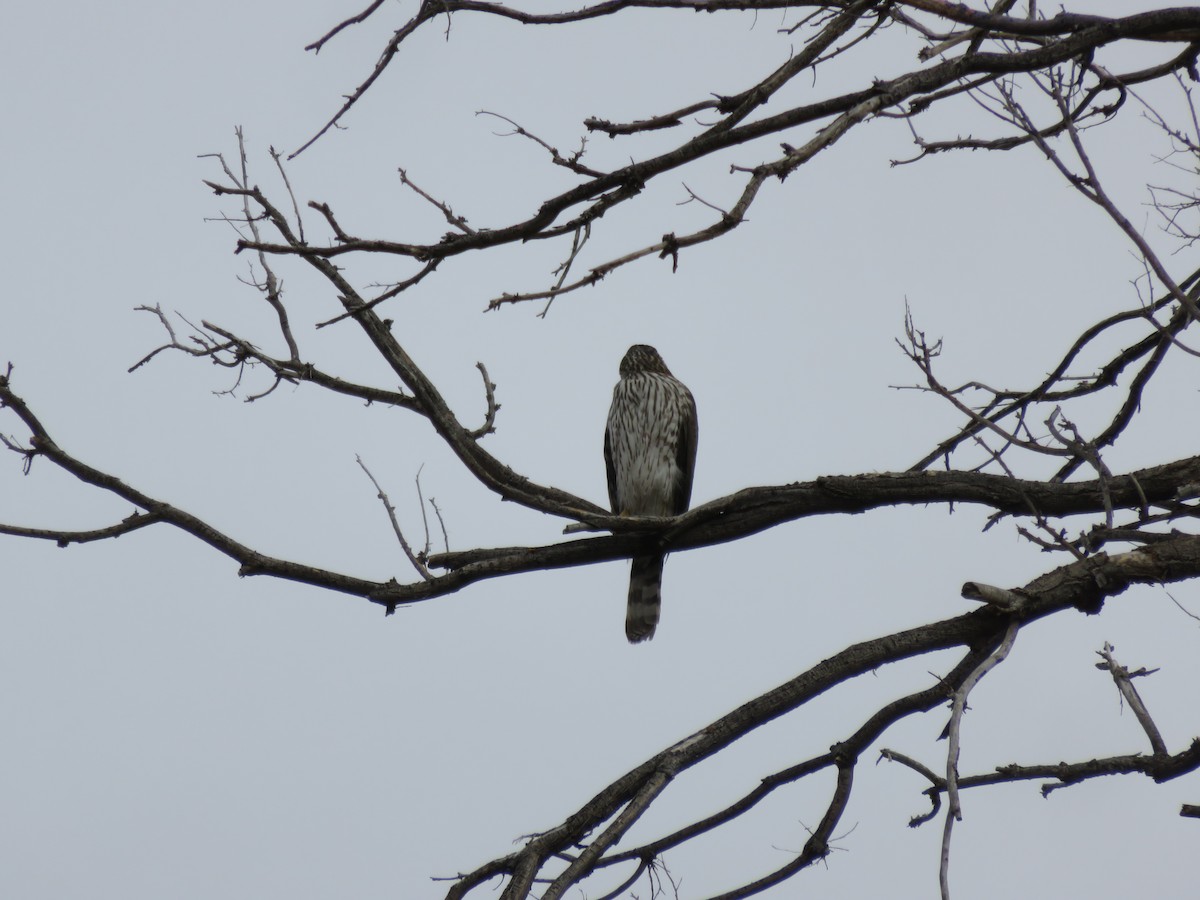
1096;643;1167;756
941;620;1021;900
356;456;433;582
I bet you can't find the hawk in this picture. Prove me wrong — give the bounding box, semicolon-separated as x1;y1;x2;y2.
604;344;698;643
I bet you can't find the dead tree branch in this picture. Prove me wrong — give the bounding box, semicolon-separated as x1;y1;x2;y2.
444;537;1200;898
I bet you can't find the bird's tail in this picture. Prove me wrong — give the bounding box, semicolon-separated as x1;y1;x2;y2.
626;554;664;643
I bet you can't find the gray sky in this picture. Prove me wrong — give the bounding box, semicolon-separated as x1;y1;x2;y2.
2;2;1197;897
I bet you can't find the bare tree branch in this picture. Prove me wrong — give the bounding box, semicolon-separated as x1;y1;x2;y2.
1096;642;1168;756
10;5;1200;897
445;536;1200;897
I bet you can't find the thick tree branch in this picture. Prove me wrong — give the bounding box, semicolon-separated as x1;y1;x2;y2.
8;359;1198;612
446;532;1200;897
265;8;1200;294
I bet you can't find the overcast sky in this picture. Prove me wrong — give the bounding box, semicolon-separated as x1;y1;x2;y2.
2;2;1197;898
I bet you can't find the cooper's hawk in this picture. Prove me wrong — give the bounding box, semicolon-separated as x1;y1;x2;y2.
604;344;698;643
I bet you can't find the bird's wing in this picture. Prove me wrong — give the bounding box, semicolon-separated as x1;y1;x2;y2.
604;420;620;513
673;383;699;514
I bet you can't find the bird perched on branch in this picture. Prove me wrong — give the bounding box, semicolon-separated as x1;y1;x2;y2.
604;344;698;643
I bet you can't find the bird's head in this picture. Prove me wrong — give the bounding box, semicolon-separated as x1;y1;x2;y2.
619;344;671;377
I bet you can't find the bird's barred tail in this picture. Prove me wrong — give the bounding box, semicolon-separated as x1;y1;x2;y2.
626;554;664;643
